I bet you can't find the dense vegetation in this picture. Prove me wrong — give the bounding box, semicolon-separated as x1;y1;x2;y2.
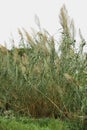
0;5;87;129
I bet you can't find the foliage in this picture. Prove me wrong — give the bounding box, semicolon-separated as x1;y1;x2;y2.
0;5;87;129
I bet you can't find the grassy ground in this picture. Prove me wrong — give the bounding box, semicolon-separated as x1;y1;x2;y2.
0;116;82;130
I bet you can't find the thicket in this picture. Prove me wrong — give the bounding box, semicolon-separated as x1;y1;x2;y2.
0;5;87;129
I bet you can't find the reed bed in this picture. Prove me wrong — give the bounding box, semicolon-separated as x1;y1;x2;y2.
0;5;87;129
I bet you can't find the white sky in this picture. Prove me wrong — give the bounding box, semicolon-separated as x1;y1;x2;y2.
0;0;87;51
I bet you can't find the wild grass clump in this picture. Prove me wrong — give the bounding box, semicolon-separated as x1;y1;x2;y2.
0;5;87;129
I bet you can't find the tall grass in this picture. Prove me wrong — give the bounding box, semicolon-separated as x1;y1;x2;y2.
0;5;87;129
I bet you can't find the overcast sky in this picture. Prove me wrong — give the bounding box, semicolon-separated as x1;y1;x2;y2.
0;0;87;51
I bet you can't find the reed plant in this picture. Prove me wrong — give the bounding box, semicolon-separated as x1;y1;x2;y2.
0;5;87;129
